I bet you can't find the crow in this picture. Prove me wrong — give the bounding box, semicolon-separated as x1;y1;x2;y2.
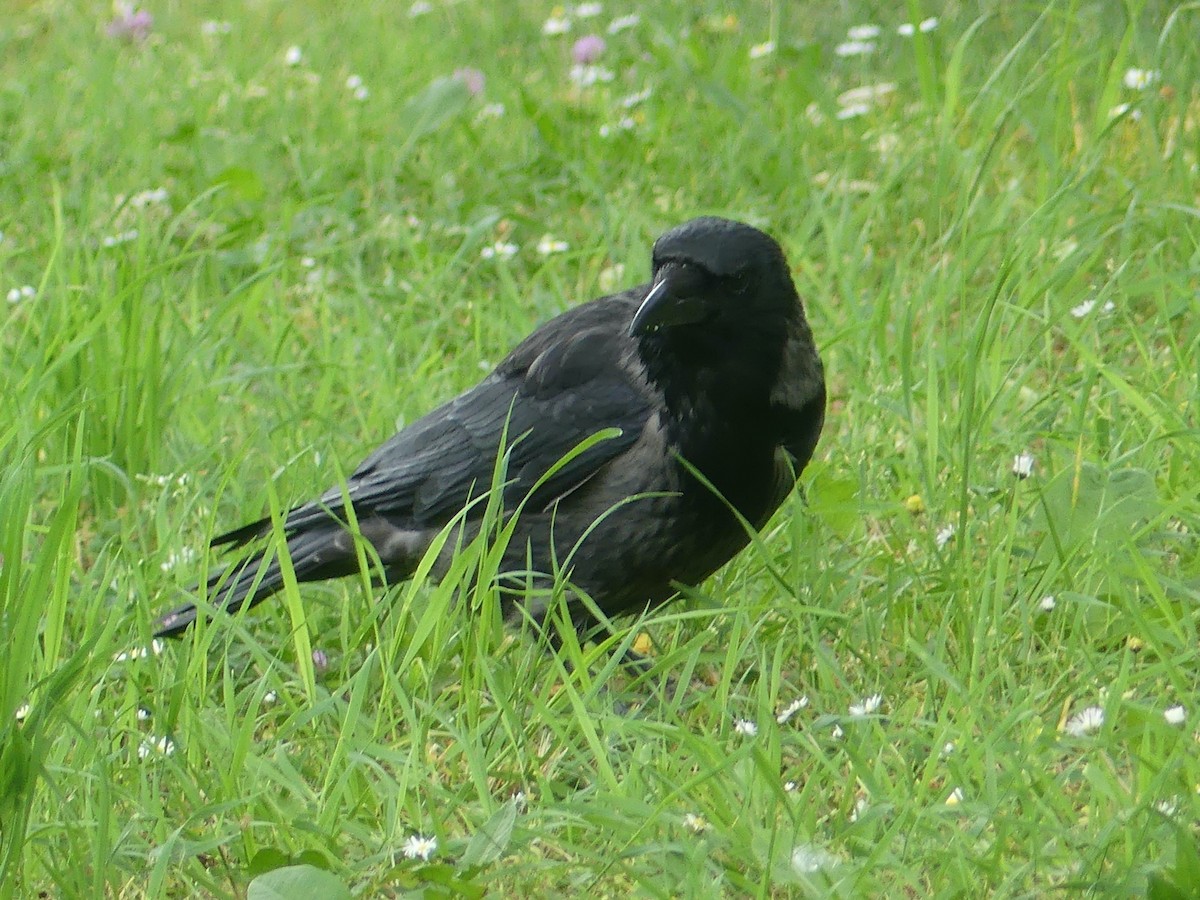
154;217;825;640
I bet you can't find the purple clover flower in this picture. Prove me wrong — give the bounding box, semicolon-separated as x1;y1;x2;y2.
572;35;606;65
106;6;153;41
453;67;486;97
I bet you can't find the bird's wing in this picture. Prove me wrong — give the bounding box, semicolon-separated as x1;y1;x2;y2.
216;303;652;546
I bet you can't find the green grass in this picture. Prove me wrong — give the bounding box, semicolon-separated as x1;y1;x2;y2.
2;0;1198;896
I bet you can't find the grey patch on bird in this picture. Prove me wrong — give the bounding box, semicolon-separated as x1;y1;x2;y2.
769;317;824;412
357;519;436;568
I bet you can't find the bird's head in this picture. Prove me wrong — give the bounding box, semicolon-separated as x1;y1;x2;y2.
629;217;798;338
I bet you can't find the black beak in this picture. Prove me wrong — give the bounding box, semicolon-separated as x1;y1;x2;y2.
628;264;708;336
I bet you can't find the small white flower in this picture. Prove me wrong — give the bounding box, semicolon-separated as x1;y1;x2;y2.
160;546;197;572
1109;102;1141;120
620;87;652;108
1064;705;1105;737
836;103;871;120
1123;68;1159;91
597;116;636;137
733;718;758;737
783;780;798;792
682;812;708;832
834;40;875;57
130;187;170;208
776;696;809;724
113;639;165;662
346;75;368;100
574;2;603;18
935;523;955;549
284;45;303;66
1156;797;1179;817
848;693;882;718
1164;705;1186;726
1012;452;1035;479
102;228;139;247
847;24;881;40
137;706;152;720
749;41;776;59
200;20;232;36
408;0;432;16
480;241;518;261
542;16;571;35
898;17;938;36
14;703;30;722
1039;595;1057;612
607;13;640;33
6;285;36;304
1070;298;1115;318
942;741;956;756
401;833;437;861
945;786;964;806
137;735;176;758
830;723;844;740
263;690;278;705
838;83;896;107
791;843;840;874
569;64;614;87
536;235;570;256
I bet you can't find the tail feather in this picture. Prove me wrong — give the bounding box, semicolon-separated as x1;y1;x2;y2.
154;526;356;638
210;515;273;549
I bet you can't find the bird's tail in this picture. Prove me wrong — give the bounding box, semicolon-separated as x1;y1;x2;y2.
153;526;356;638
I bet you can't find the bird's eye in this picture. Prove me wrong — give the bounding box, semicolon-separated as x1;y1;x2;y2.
725;270;752;293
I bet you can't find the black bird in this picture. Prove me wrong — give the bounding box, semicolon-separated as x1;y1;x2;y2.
154;217;825;639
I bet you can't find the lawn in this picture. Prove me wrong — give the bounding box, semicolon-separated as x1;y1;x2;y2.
1;1;1198;896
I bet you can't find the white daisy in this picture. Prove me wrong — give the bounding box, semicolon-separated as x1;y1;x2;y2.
834;40;875;57
480;241;518;261
898;17;938;36
733;718;758;737
776;696;809;724
1012;452;1035;478
1123;68;1159;90
536;235;569;256
402;833;437;861
848;693;882;718
836;103;870;120
935;523;955;549
113;639;165;662
847;25;880;40
137;735;176;758
1064;705;1105;737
